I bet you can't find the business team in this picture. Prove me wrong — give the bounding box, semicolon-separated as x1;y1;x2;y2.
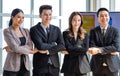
3;5;120;76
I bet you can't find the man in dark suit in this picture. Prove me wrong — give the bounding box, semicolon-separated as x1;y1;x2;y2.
30;5;65;76
88;8;120;76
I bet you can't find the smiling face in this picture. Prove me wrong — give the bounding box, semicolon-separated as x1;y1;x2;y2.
39;9;52;26
71;14;81;30
98;10;110;27
12;12;24;27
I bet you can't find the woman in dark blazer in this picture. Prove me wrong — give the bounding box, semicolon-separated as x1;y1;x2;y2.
3;8;38;76
61;12;91;76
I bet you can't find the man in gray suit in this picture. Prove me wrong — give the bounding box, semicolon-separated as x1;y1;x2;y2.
88;8;120;76
30;5;65;76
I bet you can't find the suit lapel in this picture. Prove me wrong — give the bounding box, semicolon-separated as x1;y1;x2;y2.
37;24;48;40
96;27;104;43
103;26;111;42
9;26;21;44
47;25;53;42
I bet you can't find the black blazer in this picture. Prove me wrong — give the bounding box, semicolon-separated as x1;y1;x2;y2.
30;22;65;73
89;26;120;73
61;31;91;74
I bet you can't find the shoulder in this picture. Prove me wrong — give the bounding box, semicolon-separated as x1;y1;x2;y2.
92;26;100;30
21;28;30;35
50;24;61;33
22;28;29;32
50;24;60;30
63;31;69;38
109;26;118;31
63;31;69;35
4;27;11;34
30;22;41;30
90;26;100;33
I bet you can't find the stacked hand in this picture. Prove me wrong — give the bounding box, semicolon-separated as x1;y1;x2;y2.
88;47;119;55
38;50;48;54
88;47;100;55
61;50;69;55
30;48;38;54
3;46;12;52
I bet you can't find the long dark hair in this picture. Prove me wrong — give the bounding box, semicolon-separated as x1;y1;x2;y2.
67;12;86;40
9;8;24;27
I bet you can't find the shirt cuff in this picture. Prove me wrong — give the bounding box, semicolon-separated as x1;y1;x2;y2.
46;50;49;55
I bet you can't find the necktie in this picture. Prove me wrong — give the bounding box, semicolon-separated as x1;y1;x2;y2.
101;28;107;66
46;27;52;65
102;28;105;35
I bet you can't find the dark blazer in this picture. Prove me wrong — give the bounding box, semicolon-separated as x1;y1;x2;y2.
61;31;91;74
30;22;65;73
89;26;120;73
3;26;33;72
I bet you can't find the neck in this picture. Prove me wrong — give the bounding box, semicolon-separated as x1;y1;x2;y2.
73;28;78;33
100;24;108;28
42;22;49;27
12;25;20;31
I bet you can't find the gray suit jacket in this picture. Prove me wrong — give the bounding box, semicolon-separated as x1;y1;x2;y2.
3;26;33;72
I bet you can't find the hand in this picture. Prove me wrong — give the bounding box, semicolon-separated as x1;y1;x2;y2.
30;48;38;54
3;46;12;52
88;47;100;55
111;52;119;55
39;50;47;54
61;50;69;54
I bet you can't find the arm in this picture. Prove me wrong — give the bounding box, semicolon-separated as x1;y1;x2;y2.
3;29;33;54
88;28;119;55
47;27;66;55
63;32;88;57
100;28;119;54
30;27;56;51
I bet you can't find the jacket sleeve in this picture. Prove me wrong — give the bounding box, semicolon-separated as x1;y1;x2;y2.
63;31;89;57
101;28;120;54
3;29;33;55
30;26;65;55
48;27;66;55
89;27;120;54
89;29;97;47
30;27;56;50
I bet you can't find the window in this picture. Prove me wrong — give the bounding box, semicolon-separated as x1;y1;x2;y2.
115;0;120;11
3;0;30;14
61;0;86;31
101;0;109;9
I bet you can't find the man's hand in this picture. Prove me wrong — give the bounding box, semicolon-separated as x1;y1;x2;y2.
39;50;48;54
61;50;69;55
111;52;119;55
88;47;100;55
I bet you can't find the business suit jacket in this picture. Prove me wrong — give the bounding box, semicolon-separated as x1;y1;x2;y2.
89;25;120;73
30;22;65;73
61;31;91;74
3;26;33;72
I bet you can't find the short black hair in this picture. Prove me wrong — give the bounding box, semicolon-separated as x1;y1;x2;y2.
39;5;52;14
97;8;109;17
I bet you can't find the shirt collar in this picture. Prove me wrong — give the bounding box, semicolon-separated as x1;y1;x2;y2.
100;25;108;30
40;23;49;29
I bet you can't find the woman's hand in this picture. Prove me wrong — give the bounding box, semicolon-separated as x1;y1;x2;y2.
3;46;12;52
30;48;38;54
